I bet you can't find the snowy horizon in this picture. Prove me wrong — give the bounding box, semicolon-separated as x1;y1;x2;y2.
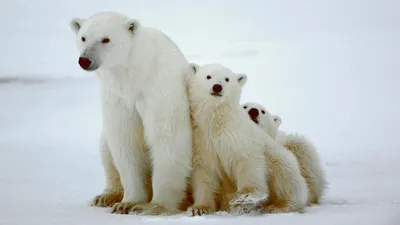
1;0;400;224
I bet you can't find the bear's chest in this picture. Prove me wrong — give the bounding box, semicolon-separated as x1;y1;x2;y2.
210;129;248;155
97;69;137;99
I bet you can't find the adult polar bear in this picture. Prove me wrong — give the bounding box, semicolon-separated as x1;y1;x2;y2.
70;11;193;215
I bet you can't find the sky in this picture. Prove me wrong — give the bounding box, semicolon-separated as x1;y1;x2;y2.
0;0;399;75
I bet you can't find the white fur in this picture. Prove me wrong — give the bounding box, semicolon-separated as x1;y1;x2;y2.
235;102;308;213
99;133;123;194
242;103;278;138
278;132;327;204
242;102;327;205
70;12;193;214
187;63;268;215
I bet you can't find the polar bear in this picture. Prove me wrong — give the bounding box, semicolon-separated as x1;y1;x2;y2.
70;11;193;215
186;63;307;216
242;102;326;205
187;63;268;215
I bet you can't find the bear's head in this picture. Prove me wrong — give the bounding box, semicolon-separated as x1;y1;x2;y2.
187;63;247;106
242;102;281;137
70;12;140;71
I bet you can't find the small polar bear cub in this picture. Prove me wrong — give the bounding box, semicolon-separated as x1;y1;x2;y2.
242;102;326;205
234;103;308;213
187;63;269;215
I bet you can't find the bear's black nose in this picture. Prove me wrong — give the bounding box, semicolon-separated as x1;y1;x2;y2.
212;84;223;93
248;108;259;118
79;57;92;70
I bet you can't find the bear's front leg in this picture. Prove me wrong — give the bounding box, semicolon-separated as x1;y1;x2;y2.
91;134;123;207
102;96;151;214
188;153;218;216
229;155;268;215
130;96;192;215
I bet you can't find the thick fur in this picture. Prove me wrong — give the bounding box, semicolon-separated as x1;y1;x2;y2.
238;103;309;213
242;102;326;205
70;12;193;215
187;63;269;215
186;63;307;215
278;133;326;205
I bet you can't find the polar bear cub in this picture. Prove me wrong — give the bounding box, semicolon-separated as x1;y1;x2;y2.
187;63;308;215
242;102;326;205
187;63;269;215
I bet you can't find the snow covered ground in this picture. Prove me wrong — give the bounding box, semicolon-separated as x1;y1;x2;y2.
0;76;398;225
1;0;400;224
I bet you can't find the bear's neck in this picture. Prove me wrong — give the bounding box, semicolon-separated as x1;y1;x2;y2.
97;66;140;100
191;101;238;134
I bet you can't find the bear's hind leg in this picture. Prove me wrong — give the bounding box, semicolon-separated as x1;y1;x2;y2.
261;195;292;213
229;156;268;214
263;150;308;214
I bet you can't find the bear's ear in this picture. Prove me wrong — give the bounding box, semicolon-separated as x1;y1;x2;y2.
126;19;140;34
70;17;85;34
237;73;248;87
184;63;198;85
190;62;200;74
272;115;282;127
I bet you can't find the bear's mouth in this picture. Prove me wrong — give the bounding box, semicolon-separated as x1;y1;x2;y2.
211;93;222;97
250;117;258;124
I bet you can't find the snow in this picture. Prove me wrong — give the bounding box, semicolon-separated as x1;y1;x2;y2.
1;0;400;224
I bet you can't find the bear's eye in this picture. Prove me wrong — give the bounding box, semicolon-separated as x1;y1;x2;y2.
261;110;265;114
101;38;110;44
81;37;86;42
243;106;247;109
206;75;212;80
225;78;229;82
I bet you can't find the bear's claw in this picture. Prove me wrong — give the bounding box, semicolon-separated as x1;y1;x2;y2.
229;191;267;215
129;202;178;216
188;205;215;216
91;192;123;207
111;202;142;214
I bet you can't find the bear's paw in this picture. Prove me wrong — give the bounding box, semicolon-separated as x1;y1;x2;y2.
111;201;144;214
188;205;215;216
229;189;267;215
91;192;123;207
129;202;179;216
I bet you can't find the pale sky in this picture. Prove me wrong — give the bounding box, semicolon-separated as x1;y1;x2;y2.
1;0;399;75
